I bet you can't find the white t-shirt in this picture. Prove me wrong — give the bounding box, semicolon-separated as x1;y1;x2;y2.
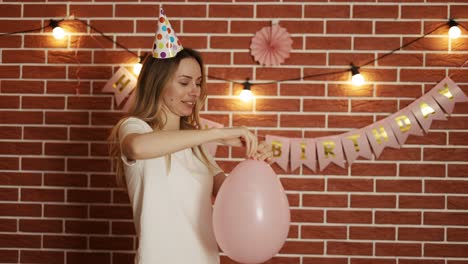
119;117;222;264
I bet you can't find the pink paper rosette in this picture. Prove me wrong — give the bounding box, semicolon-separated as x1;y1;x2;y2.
250;24;293;66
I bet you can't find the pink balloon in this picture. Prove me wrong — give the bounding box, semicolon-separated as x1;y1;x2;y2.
213;160;290;264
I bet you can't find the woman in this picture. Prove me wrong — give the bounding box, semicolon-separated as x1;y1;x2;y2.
108;48;273;263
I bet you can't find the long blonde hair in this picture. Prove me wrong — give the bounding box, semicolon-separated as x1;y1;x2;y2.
108;48;218;187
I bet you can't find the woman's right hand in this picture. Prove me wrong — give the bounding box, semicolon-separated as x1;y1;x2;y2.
217;127;258;158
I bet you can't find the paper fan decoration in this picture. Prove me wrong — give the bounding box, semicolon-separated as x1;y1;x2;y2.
250;24;293;67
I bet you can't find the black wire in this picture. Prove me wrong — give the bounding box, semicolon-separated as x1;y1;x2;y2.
0;18;140;58
458;22;468;32
74;19;139;57
0;18;464;86
360;22;448;68
0;19;64;37
205;74;244;84
254;69;352;86
0;25;49;37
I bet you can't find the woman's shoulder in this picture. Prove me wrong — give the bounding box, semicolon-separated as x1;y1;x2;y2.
121;116;148;125
120;116;153;132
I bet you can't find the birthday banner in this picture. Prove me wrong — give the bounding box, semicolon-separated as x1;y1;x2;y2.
261;77;467;172
104;70;467;172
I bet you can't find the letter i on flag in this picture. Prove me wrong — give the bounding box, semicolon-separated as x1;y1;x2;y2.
290;138;316;172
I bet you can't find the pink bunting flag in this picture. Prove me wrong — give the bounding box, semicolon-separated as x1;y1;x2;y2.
410;94;447;133
266;135;290;172
290;138;316;172
199;118;224;157
102;66;137;106
365;121;400;158
341;130;373;165
388;109;424;145
429;77;468;115
121;90;136;112
316;136;346;171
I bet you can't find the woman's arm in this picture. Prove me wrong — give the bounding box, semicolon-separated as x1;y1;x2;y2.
122;127;257;161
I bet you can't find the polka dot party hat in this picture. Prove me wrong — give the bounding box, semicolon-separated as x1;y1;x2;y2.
152;6;183;59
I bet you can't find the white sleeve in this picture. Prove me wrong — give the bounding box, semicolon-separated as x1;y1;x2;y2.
118;117;151;166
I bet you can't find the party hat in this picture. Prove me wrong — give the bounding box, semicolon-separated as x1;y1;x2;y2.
152;6;183;59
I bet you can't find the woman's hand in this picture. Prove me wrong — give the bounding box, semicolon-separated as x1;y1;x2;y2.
253;141;274;164
217;126;258;158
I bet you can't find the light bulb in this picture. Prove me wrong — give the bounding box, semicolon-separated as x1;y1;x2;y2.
449;25;461;39
350;64;365;86
133;63;142;75
52;26;65;40
352;73;365;86
239;89;253;102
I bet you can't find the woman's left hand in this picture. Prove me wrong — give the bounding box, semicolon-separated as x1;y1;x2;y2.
253;141;274;165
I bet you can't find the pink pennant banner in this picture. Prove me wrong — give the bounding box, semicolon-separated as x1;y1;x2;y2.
365;121;400;158
121;90;136;112
410;94;447;133
388;109;424;145
266;135;290;172
429;77;468;114
200;118;224;130
316;136;346;171
199;118;224;157
290;138;316;172
341;130;373;165
102;67;137;106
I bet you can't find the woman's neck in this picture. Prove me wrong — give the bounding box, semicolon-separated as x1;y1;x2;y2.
160;111;180;131
164;118;180;130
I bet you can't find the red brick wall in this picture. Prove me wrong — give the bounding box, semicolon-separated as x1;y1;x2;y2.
1;1;467;264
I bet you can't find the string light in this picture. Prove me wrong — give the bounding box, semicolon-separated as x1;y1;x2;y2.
448;19;461;39
133;63;142;75
350;64;365;86
133;55;146;75
239;79;254;102
1;17;465;98
49;19;66;40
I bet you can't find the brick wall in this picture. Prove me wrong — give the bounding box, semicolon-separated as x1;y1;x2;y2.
0;1;467;264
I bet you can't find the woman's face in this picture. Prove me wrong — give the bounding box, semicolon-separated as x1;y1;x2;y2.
162;57;202;117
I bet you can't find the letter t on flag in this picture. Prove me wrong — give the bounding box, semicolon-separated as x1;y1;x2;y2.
316;136;346;171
